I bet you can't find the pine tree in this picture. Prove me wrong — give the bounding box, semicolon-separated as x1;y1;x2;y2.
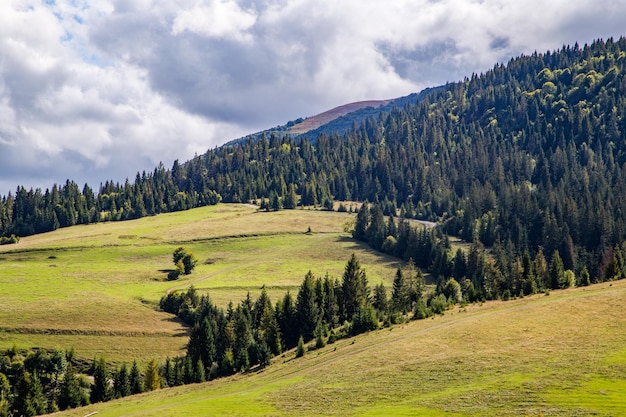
341;254;369;321
283;184;298;209
59;364;88;410
296;336;306;358
372;283;388;313
14;371;48;417
353;204;370;241
113;363;130;398
296;271;320;341
549;251;565;290
276;292;298;349
144;359;161;391
91;357;111;403
392;268;408;313
129;361;144;394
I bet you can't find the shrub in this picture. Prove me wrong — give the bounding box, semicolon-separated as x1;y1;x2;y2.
429;294;448;315
351;305;379;335
442;278;462;304
0;235;19;245
413;298;431;320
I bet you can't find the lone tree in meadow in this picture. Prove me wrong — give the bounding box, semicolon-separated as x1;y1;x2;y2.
173;247;198;276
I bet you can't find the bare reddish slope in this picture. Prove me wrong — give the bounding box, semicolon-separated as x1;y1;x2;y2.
288;100;392;134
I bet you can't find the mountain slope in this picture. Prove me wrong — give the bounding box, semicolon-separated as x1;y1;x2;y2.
55;280;626;416
287;99;392;134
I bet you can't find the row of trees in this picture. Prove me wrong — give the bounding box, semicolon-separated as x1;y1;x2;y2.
354;202;626;301
159;254;442;381
0;162;221;239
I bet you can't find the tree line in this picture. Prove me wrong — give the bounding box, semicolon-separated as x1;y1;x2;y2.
158;253;460;382
0;162;221;239
352;202;626;302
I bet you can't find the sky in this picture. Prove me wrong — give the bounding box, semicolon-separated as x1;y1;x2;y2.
1;0;625;194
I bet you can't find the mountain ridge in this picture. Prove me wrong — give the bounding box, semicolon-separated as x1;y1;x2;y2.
225;90;437;145
287;99;393;134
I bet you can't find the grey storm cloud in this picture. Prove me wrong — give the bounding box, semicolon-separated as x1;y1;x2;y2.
1;0;626;193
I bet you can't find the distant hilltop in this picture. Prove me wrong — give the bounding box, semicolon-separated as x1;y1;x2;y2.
286;99;392;134
226;91;432;145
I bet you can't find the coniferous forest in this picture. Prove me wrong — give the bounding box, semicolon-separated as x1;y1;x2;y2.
2;36;626;416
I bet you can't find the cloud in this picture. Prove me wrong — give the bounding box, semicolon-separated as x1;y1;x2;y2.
171;0;257;41
1;0;626;193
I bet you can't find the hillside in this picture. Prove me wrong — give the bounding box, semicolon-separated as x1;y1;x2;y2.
8;38;626;294
0;204;400;362
54;280;626;416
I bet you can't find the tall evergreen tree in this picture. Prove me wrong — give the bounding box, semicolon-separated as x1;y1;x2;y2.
144;359;161;391
113;363;130;398
90;357;111;403
129;361;144;395
59;365;88;410
296;271;320;341
341;254;369;321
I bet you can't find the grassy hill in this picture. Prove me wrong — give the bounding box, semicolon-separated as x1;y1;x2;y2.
0;204;401;362
52;280;626;416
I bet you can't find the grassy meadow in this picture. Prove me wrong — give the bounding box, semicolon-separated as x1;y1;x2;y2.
52;280;626;416
0;204;401;362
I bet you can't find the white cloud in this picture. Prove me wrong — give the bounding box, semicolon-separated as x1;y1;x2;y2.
172;0;257;42
1;0;626;193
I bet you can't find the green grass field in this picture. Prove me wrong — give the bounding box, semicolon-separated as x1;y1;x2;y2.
0;204;400;362
52;280;626;416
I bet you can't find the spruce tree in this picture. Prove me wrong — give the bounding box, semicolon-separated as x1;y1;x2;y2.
295;336;306;358
113;363;130;398
341;254;369;321
129;361;144;394
59;364;88;410
91;357;111;403
296;271;320;341
549;251;565;290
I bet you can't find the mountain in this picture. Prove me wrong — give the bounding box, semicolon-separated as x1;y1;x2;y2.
194;37;626;291
3;37;626;292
